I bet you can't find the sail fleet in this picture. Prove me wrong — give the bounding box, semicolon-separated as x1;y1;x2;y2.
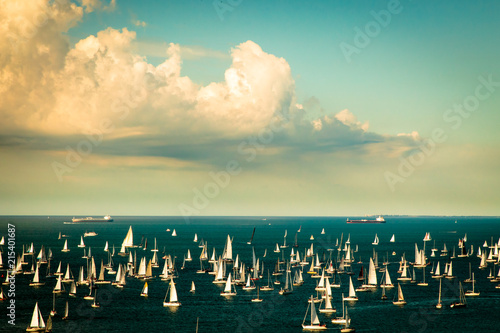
1;221;500;332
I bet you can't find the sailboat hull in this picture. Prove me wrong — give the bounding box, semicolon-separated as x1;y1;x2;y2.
163;302;181;307
302;324;327;330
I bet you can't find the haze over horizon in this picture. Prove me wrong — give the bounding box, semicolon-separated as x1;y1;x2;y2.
1;1;499;217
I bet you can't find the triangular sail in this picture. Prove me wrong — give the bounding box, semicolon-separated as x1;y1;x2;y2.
368;257;377;285
310;296;320;325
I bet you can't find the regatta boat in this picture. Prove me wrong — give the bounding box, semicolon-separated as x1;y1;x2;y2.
26;302;45;332
61;239;70;252
343;277;358;301
372;234;379;246
251;286;263;303
163;278;181;306
220;273;236;296
393;283;407;305
464;273;480;296
140;282;148;297
450;282;467;308
302;295;327;330
436;278;443;309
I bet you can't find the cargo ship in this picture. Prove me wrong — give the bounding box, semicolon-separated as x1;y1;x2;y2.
346;216;385;224
71;215;113;223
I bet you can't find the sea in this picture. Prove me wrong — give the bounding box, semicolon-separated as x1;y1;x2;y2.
0;215;499;333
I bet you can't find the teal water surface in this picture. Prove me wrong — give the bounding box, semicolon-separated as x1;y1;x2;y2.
0;216;499;332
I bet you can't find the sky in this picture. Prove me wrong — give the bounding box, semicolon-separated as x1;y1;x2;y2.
1;0;499;217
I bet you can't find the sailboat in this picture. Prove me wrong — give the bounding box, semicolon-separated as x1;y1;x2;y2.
343;277;358;301
61;239;70;252
0;287;6;300
436;278;443;309
140;282;148;297
251;286;263;303
319;292;336;313
69;281;77;297
163;278;181;306
190;281;196;293
372;234;379;246
260;270;274;291
331;293;348;324
465;273;480;296
50;293;57;316
340;309;355;333
220;273;236;296
390;234;395;243
302;295;327;330
29;264;45;286
417;266;428;286
247;227;256;245
242;273;256;290
172;229;177;237
279;270;293;295
393;283;407;305
321;228;325;235
26;302;45;332
193;233;198;242
91;290;100;308
78;236;85;248
53;275;64;294
62;301;69;320
450;282;467;308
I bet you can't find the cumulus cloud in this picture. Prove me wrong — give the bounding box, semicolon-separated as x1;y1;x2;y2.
0;0;420;165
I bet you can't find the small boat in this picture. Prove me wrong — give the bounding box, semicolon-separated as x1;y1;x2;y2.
61;239;70;252
343;277;358;301
91;290;100;308
77;236;85;248
62;301;69;320
193;233;198;242
50;293;57;316
0;287;6;300
302;295;327;330
450;282;467;308
310;235;314;241
390;234;395;243
84;231;98;237
319;294;336;313
436;278;443;309
172;229;177;237
340;308;355;332
464;273;480;296
53;275;65;294
393;283;407;305
321;228;325;235
251;287;263;303
29;264;45;287
140;282;149;297
247;227;256;245
372;234;379;246
220;273;237;296
190;281;196;293
260;270;274;291
26;302;45;332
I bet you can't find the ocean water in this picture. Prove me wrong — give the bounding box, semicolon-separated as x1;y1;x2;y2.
0;215;499;333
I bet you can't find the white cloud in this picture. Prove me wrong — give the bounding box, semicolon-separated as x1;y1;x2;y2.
0;1;419;161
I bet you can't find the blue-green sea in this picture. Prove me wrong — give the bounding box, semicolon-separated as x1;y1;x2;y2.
1;216;499;332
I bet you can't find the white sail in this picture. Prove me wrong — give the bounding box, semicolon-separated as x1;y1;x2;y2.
193;233;198;242
368;257;377;285
78;236;85;248
390;234;395;243
384;267;393;286
104;241;109;252
141;282;148;296
122;226;134;247
190;281;195;292
223;235;233;261
348;276;357;298
62;239;69;252
311;296;320;325
224;273;233;293
29;302;45;329
32;264;40;283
